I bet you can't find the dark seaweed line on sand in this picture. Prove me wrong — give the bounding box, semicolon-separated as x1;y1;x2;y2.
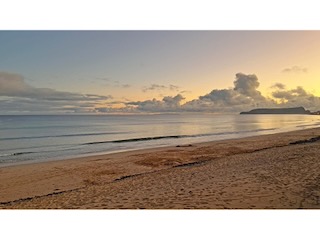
173;159;210;168
0;187;84;206
289;136;320;145
113;173;145;182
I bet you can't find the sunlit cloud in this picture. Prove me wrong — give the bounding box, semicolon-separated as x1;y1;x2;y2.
282;66;308;74
271;86;320;109
126;94;185;112
271;83;286;89
142;84;180;93
2;71;320;114
182;73;275;112
124;73;320;113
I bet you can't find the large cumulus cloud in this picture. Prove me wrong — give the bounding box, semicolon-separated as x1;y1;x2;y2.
182;73;275;112
126;94;185;112
233;73;265;101
272;85;320;110
124;72;320;113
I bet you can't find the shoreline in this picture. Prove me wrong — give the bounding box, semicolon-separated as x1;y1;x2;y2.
0;124;317;169
1;127;320;209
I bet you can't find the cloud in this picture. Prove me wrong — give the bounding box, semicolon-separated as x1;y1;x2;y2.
125;73;278;113
2;71;320;114
126;94;185;112
95;72;320;113
0;72;112;113
282;66;308;74
182;73;275;112
163;94;185;105
271;86;320;110
272;86;307;100
271;83;286;89
233;73;265;100
95;106;136;113
0;72;111;102
127;73;320;113
142;84;167;92
169;85;180;91
142;84;180;92
180;90;192;94
0;97;96;113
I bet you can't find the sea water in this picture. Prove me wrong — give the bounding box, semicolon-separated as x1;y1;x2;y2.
1;113;320;166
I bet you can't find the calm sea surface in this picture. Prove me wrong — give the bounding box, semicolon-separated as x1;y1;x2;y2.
1;113;320;166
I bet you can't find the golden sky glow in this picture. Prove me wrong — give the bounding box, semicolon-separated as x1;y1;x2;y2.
1;31;320;113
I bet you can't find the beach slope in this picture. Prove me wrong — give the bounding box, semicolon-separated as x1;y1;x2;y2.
1;128;320;209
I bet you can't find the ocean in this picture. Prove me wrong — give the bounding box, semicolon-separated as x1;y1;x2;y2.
1;113;320;166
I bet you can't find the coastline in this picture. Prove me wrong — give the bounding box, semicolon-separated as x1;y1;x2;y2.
1;122;317;169
1;127;320;209
2;113;319;167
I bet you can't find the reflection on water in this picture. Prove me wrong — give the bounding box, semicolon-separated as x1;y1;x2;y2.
0;113;320;165
232;114;311;132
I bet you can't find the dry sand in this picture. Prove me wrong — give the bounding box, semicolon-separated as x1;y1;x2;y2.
1;128;320;209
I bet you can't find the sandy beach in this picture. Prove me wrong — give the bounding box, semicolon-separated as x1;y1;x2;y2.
1;127;320;209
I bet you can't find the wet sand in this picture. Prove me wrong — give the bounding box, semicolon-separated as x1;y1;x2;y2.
1;127;320;209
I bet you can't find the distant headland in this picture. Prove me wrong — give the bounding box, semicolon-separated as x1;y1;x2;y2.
240;107;320;115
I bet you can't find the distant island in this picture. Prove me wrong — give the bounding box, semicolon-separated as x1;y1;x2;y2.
240;107;313;115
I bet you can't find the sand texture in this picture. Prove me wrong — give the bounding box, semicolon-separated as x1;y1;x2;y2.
1;128;320;209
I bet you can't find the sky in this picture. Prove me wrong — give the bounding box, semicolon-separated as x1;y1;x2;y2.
1;31;320;114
